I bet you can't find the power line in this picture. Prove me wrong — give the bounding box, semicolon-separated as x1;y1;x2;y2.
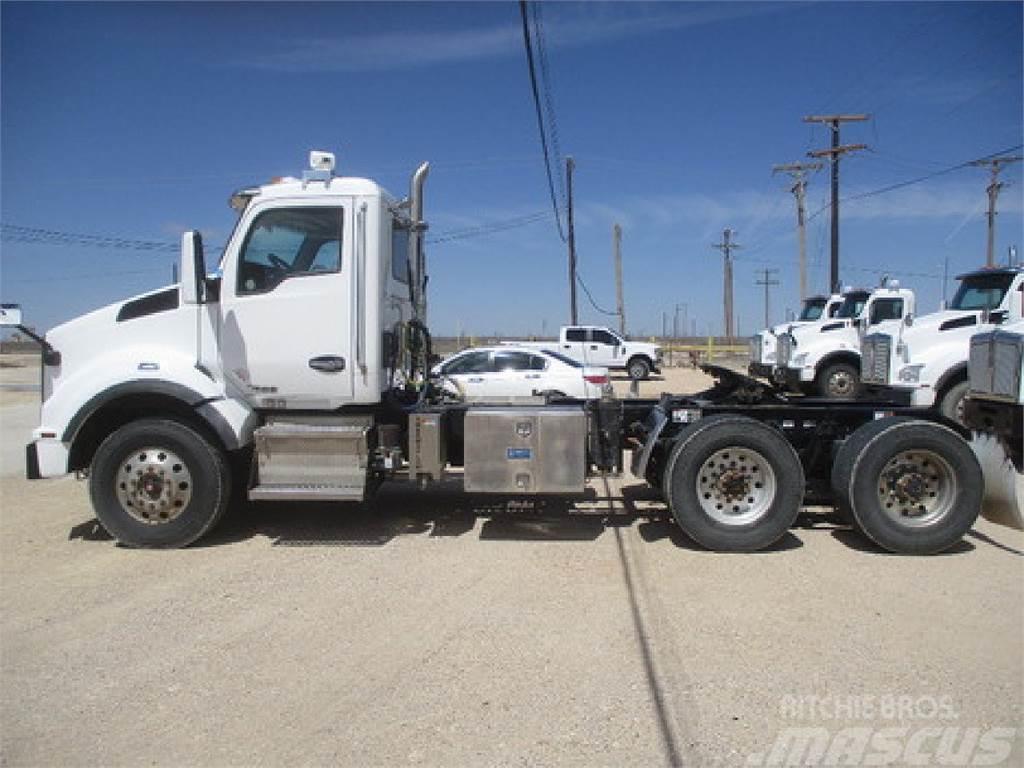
576;273;617;316
518;0;566;242
807;143;1024;221
530;2;566;209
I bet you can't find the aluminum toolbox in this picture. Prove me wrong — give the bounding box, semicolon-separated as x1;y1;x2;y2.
464;406;586;493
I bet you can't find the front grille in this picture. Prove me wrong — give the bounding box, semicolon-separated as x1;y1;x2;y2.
861;334;891;384
970;331;1024;400
778;334;794;366
750;336;761;363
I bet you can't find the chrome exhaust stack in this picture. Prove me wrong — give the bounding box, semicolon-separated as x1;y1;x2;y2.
407;162;430;322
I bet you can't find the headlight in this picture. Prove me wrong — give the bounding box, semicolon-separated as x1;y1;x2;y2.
898;364;924;383
792;353;808;367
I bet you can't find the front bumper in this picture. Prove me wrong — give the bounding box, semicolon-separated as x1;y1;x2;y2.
748;362;774;379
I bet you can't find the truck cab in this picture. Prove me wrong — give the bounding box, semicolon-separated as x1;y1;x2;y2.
775;282;915;397
748;293;842;380
861;266;1024;422
507;326;662;381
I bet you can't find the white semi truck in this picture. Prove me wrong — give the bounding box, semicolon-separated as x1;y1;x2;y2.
5;152;986;555
963;319;1023;529
748;293;842;380
504;326;662;381
775;283;915;398
861;267;1024;422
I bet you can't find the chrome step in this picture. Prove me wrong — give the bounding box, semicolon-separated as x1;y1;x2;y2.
248;484;365;502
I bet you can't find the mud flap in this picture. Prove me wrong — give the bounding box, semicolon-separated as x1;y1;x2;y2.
970;433;1024;530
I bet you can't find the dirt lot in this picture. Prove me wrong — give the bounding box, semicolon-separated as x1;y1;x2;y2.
1;355;1022;766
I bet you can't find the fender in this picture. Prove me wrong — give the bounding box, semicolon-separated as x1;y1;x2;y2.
62;379;244;451
815;349;861;374
934;361;968;398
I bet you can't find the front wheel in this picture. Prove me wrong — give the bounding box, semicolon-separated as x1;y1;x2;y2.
89;418;231;548
816;362;859;398
663;414;805;551
938;380;969;425
627;357;651;381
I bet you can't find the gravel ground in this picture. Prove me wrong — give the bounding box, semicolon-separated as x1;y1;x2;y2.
1;357;1022;766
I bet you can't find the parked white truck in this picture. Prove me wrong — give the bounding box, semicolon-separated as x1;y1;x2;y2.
861;267;1024;422
505;326;662;380
775;282;915;397
748;293;842;380
963;319;1023;529
3;151;986;554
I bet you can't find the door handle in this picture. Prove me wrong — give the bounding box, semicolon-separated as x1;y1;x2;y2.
309;355;346;373
525;374;541;379
589;345;598;350
468;376;484;383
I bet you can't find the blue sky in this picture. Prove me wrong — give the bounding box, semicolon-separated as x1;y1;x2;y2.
2;1;1022;337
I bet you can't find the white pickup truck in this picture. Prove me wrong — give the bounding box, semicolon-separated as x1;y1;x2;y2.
505;326;662;380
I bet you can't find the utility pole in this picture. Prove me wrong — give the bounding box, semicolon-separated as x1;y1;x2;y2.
171;262;179;284
970;155;1022;267
804;114;869;293
566;156;578;324
712;228;741;339
613;223;625;336
755;268;780;328
772;161;822;302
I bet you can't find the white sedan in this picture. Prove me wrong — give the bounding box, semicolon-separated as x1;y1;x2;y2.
432;346;611;400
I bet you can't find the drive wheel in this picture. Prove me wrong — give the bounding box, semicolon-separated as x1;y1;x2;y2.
89;419;231;548
817;362;859;398
847;420;981;554
830;416;914;527
663;414;805;551
627;357;651;381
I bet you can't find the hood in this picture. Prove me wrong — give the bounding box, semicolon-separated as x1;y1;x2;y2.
901;309;982;344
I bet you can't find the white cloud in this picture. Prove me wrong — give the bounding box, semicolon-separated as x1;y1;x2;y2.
240;3;783;73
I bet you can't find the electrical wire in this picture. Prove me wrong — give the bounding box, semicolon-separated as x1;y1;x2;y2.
519;0;567;243
576;273;618;316
807;143;1024;221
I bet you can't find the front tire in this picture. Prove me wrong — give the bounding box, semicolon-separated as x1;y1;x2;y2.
938;380;969;425
847;420;981;554
816;361;859;399
663;414;805;551
89;419;231;548
627;357;651;381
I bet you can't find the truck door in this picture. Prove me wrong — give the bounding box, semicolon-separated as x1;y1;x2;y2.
218;202;354;409
561;327;587;362
589;328;618;366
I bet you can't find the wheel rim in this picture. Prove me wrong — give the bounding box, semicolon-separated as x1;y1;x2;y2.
631;362;646;378
827;369;855;397
952;393;966;425
696;446;777;526
876;449;957;528
115;446;193;525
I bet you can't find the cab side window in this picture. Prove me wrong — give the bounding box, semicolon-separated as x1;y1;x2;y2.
566;329;586;342
238;207;343;295
592;330;617;345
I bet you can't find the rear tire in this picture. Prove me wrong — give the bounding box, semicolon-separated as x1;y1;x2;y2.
89;418;231;548
627;357;651;381
938;380;969;425
663;414;805;551
816;361;859;399
831;416;915;526
847;420;981;554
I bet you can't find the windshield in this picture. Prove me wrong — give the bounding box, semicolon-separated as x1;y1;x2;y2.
836;294;869;319
798;299;827;321
541;349;583;368
950;273;1014;311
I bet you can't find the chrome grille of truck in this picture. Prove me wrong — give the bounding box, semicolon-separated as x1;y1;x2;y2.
861;334;891;384
749;336;761;363
777;334;793;366
970;331;1024;400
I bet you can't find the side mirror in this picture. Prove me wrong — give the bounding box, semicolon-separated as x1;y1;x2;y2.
180;231;205;305
903;313;913;327
0;304;23;328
